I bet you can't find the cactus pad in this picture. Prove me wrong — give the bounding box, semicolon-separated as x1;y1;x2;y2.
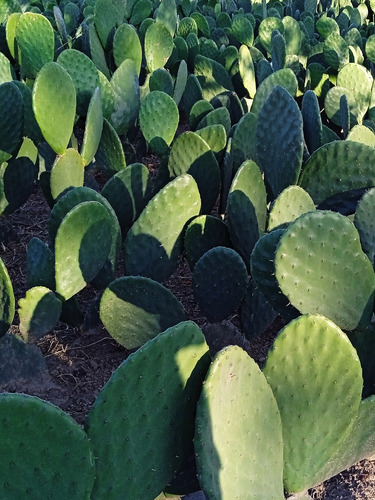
251;68;298;116
195;345;284;500
100;276;185;348
113;23;142;74
50;149;84;201
85;321;210;500
354;187;375;266
274;210;375;330
144;21;173;72
0;257;14;337
80;87;103;166
0;82;23;163
0;393;95;499
96;118;126;175
110;59;140;135
268;185;315;231
264;314;363;492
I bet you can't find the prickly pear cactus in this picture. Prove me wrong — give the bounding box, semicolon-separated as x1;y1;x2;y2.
192;246;247;322
113;23;142;74
267;185;316;231
195;345;284;500
299;141;375;204
354;187;375;266
256;85;304;199
0;257;14;337
32;62;76;155
194;54;234;101
99;276;185;349
226;159;267;266
80;87;103;167
0;82;23;164
55;201;113;301
264;314;363;493
139;90;179;155
144;21;174;72
0;157;38;216
0;393;95;499
85;321;210;500
50;149;84;201
18;286;62;342
168;131;220;214
26;237;55;290
124;174;201;282
274;210;375;330
95;118;126;175
110;59;140;135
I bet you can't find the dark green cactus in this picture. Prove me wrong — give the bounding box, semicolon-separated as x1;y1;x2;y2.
0;257;14;337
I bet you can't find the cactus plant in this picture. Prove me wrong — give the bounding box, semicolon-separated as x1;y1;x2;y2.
0;257;14;337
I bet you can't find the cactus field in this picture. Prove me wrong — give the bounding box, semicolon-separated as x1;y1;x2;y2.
4;0;375;497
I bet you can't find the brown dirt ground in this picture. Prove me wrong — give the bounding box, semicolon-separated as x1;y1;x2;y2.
1;183;375;499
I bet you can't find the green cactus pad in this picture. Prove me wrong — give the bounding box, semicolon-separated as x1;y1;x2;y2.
57;49;100;116
195;345;284;500
93;0;119;50
259;16;284;53
86;321;210;500
239;44;256;98
16;12;54;78
250;228;298;321
195;124;226;154
100;276;185;348
347;124;375;146
95;118;126;175
256;85;303;199
33;62;76;155
101;163;152;231
156;0;177;36
97;71;115;119
226;159;267;266
324;86;359;128
337;63;373;122
113;23;142;74
184;215;231;270
168;131;220;214
149;68;174;95
55;201;113;300
189;100;214;129
264;314;363;493
80;87;103;166
192;246;247;322
13;81;43;145
0;0;21;24
302;90;322;155
354;188;375;266
0;82;23;163
251;68;298;116
0;393;95;499
88;24;110;79
110;58;140;135
231;15;254;47
323;33;349;70
50;148;84;201
274;210;375;330
144;21;173;72
239;279;278;340
299;140;375;204
194;54;234;101
124;174;201;282
0;257;14;338
231;112;257;171
0;157;38;216
139;90;178;155
173;59;188;106
26;237;55;290
319;395;375;482
268;186;315;231
18;286;62;342
196;107;231;135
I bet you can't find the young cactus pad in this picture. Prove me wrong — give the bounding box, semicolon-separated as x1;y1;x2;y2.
124;174;201;282
99;276;185;349
263;314;363;493
85;321;210;500
274;210;375;330
0;257;14;337
32;62;76;155
55;201;113;301
267;185;316;231
0;393;95;499
195;345;284;500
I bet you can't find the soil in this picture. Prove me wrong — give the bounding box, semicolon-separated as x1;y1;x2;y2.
1;182;375;499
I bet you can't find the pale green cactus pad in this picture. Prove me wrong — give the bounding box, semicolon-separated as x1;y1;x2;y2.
268;185;316;231
274;210;375;330
99;276;185;349
195;345;284;500
124;174;201;282
324;86;359;127
18;286;62;342
55;201;113;301
33;62;76;155
354;187;375;266
337;62;373;122
81;87;103;166
168;131;220;213
347;124;375;146
16;12;54;78
264;314;363;493
0;393;95;499
85;321;210;500
50;149;84;201
139;90;179;154
0;257;14;337
144;21;174;72
113;23;142;74
299;140;375;204
57;48;100;116
194;54;234;101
